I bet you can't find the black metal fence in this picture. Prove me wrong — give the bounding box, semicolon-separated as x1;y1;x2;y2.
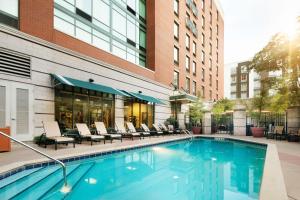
211;113;234;134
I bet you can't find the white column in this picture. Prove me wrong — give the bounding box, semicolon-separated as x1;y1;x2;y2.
202;112;212;134
115;95;124;127
233;104;246;136
287;106;300;132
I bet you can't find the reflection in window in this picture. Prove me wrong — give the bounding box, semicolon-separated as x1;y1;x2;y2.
0;0;18;28
54;0;147;68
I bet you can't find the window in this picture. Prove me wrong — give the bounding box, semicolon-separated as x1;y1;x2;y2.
209;27;212;39
76;0;92;15
217;24;219;35
209;59;212;71
209;12;212;24
192;81;197;96
201;68;205;81
209;75;212;86
185;56;190;71
210;0;213;8
174;21;179;40
201;86;205;98
209;90;212;100
0;0;19;28
209;43;212;55
216;80;219;90
201;0;205;11
216;94;219;100
231;75;236;82
216;52;219;63
192;61;196;75
174;46;179;64
186;34;190;50
217;38;219;49
216;65;219;76
202;16;205;29
241;74;247;81
173;71;179;89
217;11;219;21
201;50;205;64
201;33;205;46
192;41;196;55
174;0;179;15
186;77;190;93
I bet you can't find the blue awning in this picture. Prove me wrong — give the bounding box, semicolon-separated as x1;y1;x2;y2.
52;74;129;97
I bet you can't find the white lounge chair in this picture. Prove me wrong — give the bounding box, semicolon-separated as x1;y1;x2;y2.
76;123;105;145
140;123;158;137
42;121;75;150
153;123;168;136
115;121;141;140
159;123;174;134
95;122;122;143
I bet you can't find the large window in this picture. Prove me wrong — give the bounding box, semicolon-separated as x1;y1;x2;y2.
185;77;190;93
174;21;179;40
55;85;115;130
54;0;147;68
186;34;190;50
174;0;179;15
192;81;196;96
0;0;19;28
192;41;196;55
185;56;190;71
173;71;179;89
174;46;179;64
124;99;154;128
192;61;196;75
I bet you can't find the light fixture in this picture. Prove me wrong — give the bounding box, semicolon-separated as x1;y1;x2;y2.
89;78;94;83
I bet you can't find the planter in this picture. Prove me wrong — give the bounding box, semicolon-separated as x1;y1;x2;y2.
251;127;264;138
0;127;11;152
192;127;202;135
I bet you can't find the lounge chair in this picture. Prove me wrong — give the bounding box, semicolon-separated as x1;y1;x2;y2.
42;121;75;150
159;123;174;135
152;123;166;136
127;122;150;138
287;129;300;142
168;125;181;134
267;126;284;139
275;126;286;140
76;123;105;145
115;121;141;140
94;122;122;143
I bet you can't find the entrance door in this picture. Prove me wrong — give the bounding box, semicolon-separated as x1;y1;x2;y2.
0;80;33;141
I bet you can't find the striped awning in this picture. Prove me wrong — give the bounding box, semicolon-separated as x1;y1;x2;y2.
51;74;129;97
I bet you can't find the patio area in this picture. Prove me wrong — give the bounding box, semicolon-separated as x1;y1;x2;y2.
0;135;300;200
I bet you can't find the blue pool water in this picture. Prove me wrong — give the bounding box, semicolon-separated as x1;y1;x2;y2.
0;138;266;200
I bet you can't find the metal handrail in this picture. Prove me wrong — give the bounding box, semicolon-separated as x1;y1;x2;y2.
0;131;67;186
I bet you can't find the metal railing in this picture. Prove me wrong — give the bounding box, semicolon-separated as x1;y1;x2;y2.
0;131;67;186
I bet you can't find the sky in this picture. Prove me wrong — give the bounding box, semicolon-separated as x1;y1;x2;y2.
219;0;300;98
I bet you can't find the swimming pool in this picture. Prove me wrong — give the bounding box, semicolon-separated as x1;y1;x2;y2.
0;138;266;200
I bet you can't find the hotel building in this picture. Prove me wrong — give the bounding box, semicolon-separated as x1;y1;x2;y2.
0;0;224;141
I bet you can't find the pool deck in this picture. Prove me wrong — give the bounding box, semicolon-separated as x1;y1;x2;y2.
0;134;299;200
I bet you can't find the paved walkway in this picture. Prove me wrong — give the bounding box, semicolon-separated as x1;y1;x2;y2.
0;135;300;199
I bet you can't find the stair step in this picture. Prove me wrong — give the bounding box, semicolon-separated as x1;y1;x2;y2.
0;166;59;200
41;162;95;200
0;167;43;189
13;164;80;200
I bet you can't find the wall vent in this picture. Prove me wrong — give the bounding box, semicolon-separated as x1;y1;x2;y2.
0;48;31;78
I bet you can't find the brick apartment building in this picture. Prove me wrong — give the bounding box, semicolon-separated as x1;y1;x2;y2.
0;0;224;140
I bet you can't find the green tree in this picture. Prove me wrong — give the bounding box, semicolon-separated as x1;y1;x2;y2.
189;93;204;126
212;98;234;122
249;18;300;108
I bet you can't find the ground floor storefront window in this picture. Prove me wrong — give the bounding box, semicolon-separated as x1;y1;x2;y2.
55;85;114;130
124;99;154;128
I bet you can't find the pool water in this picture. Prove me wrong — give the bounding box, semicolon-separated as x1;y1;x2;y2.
0;138;266;200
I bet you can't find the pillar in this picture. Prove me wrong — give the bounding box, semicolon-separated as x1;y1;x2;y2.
202;111;212;135
286;106;300;133
233;104;246;136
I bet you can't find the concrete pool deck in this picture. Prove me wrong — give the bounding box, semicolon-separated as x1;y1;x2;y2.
0;134;299;200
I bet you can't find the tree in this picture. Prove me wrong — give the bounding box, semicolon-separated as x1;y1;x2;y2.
189;93;204;126
249;18;300;108
212;98;234;121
